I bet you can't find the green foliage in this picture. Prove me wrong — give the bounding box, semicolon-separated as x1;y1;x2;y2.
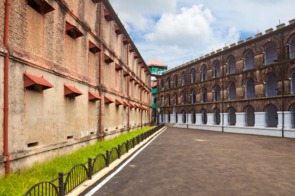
0;126;154;196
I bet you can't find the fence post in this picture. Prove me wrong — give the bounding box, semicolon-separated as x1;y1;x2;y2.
106;150;110;167
126;140;129;153
88;158;93;180
58;172;65;196
117;145;121;159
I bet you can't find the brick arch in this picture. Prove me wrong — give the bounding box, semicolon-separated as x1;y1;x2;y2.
263;41;278;65
288;33;295;59
226;55;236;74
242;48;255;70
264;72;278;97
286;102;295;111
264;103;278;127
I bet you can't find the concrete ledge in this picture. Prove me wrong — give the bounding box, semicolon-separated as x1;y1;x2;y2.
169;123;295;138
67;126;167;196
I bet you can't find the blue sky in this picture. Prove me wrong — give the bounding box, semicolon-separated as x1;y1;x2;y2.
109;0;295;68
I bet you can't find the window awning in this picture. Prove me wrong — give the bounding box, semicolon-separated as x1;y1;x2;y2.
89;91;101;101
104;9;113;21
115;99;124;106
122;37;129;45
114;25;122;35
134;80;139;85
104;54;113;64
64;84;83;97
123;70;129;77
28;0;54;15
123;101;130;107
66;22;83;39
134;53;138;59
129;103;135;108
129;76;134;81
24;72;53;91
89;41;101;54
104;96;114;104
129;45;134;52
115;63;123;71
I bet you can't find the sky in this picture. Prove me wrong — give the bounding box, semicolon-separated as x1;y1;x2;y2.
109;0;295;69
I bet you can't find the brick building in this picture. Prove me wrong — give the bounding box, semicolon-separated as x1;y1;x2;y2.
0;0;151;175
157;19;295;138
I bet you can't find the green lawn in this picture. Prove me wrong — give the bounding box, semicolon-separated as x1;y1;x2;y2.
0;126;155;196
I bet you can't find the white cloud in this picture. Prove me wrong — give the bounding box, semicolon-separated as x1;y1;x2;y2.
109;0;176;31
145;5;214;47
109;0;295;68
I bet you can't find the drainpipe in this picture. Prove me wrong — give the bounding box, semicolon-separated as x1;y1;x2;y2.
280;31;285;138
127;45;130;131
127;76;130;131
140;68;142;128
221;52;225;132
98;1;103;140
3;0;11;175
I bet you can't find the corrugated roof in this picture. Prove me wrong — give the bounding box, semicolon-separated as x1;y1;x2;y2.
147;60;167;67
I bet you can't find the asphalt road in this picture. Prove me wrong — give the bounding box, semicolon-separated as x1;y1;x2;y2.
82;127;295;196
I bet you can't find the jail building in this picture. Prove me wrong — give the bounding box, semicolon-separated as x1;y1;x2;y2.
0;0;151;175
157;19;295;138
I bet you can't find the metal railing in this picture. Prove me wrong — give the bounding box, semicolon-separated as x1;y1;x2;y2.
24;124;164;196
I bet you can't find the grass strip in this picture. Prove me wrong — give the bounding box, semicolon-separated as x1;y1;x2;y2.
0;126;155;195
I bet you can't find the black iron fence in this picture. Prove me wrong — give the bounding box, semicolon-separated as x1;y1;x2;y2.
24;124;164;196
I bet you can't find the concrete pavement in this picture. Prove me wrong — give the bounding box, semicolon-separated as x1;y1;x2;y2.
81;127;295;196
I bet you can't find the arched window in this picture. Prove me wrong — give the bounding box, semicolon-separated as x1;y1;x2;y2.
228;82;236;100
167;94;171;106
228;107;236;125
181;91;187;105
265;72;278;97
243;49;254;70
191;109;196;124
201;88;207;103
264;42;277;65
212;61;221;78
167;77;171;89
190;89;196;104
201;109;207;124
228;55;236;74
266;104;278;127
181;72;187;86
291;105;295;128
167;111;171;123
153;97;157;104
245;78;255;99
182;110;186;123
201;64;207;81
190;68;196;84
213;107;220;125
245;105;255;126
173;74;178;88
291;71;295;94
173;93;178;105
161;95;164;107
289;35;295;59
213;85;221;102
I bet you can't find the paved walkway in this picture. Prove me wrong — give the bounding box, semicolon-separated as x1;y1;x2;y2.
82;127;295;196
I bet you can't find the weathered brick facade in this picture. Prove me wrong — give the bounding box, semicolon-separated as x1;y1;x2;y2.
157;20;295;138
0;0;151;175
